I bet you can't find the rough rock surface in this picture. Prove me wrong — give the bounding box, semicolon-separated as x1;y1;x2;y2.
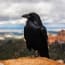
0;57;65;65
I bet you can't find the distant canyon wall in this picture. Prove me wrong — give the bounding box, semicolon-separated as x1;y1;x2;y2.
48;30;65;45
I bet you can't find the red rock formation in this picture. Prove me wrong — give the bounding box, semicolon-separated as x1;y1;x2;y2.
48;35;57;45
48;30;65;44
57;30;65;42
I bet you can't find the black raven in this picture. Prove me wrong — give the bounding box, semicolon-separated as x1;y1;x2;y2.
22;12;49;58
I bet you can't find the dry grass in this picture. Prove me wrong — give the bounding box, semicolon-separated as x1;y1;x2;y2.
0;57;65;65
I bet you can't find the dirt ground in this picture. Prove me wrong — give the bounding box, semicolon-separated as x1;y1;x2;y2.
0;57;65;65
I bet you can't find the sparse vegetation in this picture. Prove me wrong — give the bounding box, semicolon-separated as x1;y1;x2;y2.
0;38;65;61
0;38;36;60
49;42;65;61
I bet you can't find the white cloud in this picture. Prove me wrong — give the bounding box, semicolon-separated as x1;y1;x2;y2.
0;0;65;23
0;0;65;32
0;18;27;24
0;29;22;33
50;0;65;22
0;1;52;19
0;0;51;3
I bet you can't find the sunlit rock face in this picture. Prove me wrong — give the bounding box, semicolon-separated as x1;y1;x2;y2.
0;57;65;65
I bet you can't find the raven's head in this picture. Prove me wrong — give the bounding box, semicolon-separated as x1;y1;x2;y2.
22;12;40;21
22;12;42;26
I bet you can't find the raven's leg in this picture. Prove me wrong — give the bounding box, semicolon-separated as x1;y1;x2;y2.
34;50;39;57
38;49;49;58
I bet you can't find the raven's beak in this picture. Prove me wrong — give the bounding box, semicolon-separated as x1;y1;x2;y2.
22;14;30;18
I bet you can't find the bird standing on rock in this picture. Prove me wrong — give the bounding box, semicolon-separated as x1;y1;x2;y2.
22;12;49;58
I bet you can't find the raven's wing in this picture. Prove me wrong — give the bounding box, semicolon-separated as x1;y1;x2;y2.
24;26;32;50
41;26;48;42
24;26;30;40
